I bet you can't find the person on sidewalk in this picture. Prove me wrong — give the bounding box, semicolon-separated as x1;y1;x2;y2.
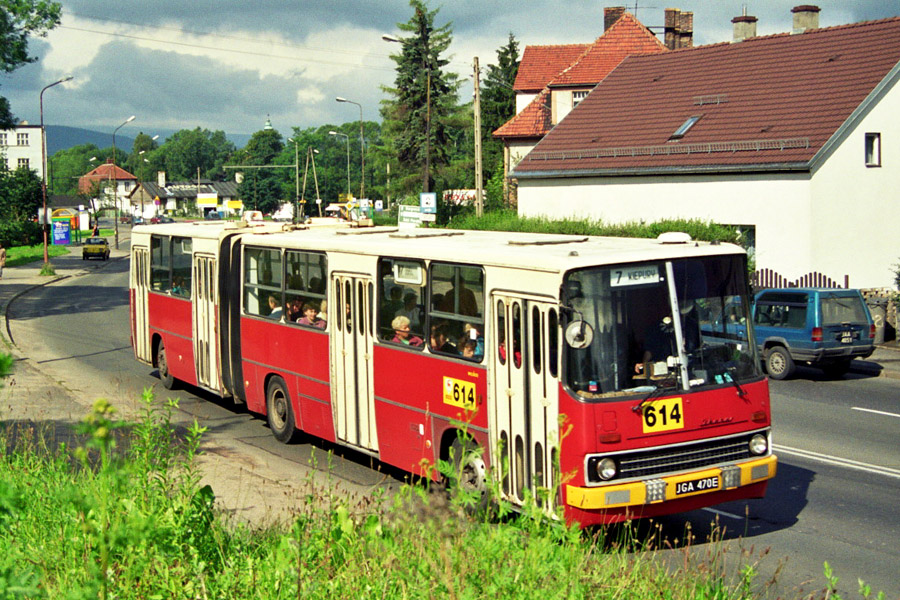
0;242;6;279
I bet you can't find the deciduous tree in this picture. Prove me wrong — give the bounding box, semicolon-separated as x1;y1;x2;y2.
0;0;62;128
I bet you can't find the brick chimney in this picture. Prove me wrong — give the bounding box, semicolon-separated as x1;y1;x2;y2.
732;13;758;42
664;8;694;49
157;171;166;187
604;6;626;31
792;5;820;33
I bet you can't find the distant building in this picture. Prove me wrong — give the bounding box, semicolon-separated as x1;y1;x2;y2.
78;159;137;214
493;8;687;191
128;172;241;218
0;122;43;176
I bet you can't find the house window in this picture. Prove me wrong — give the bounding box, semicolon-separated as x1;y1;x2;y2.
17;132;28;146
865;133;881;167
17;158;29;169
573;90;589;107
0;133;7;146
669;115;702;140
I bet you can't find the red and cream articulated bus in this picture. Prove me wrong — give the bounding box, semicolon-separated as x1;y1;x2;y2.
129;220;776;526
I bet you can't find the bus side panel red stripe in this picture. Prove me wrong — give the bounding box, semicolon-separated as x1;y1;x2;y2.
373;345;488;475
148;293;196;386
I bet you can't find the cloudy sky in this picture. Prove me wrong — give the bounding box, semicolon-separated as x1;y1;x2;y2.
3;0;897;140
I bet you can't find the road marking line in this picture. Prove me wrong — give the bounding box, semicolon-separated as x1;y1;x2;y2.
702;507;744;520
774;444;900;480
852;406;900;419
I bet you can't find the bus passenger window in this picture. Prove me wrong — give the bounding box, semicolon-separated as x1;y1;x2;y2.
150;235;170;292
171;237;192;298
429;262;485;362
244;247;283;318
379;258;425;344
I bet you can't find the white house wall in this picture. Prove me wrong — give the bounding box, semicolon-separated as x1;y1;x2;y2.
517;173;817;284
809;71;900;289
516;93;538;114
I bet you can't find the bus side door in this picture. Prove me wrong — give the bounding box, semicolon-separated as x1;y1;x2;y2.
131;246;152;363
193;254;220;391
490;293;561;510
330;273;378;452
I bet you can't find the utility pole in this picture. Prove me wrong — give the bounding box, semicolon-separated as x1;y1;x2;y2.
473;57;484;218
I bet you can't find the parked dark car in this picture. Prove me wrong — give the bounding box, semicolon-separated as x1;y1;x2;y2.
205;211;221;220
753;288;875;379
150;216;175;224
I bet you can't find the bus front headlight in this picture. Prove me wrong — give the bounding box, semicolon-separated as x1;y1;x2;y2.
596;457;617;481
749;433;768;456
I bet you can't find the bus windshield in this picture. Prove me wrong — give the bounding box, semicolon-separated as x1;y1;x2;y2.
564;255;761;399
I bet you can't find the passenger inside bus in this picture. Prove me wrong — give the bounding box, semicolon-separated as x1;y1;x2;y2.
429;322;458;354
297;302;326;329
267;295;282;320
395;292;423;330
391;316;423;347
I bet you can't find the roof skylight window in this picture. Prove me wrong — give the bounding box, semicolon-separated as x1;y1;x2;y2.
669;115;702;140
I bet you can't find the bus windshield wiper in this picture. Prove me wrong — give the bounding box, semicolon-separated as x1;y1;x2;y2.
724;367;747;398
632;378;674;414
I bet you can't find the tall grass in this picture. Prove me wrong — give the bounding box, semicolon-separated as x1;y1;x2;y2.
0;391;884;599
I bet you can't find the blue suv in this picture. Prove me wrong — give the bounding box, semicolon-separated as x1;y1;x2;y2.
753;288;875;379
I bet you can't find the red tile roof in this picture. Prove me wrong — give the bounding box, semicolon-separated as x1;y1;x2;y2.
513;44;590;92
78;162;137;193
493;89;552;139
551;13;667;87
497;12;667;140
515;17;900;176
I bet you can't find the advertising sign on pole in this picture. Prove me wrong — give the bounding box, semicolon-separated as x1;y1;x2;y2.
420;192;437;214
52;219;71;245
398;205;422;229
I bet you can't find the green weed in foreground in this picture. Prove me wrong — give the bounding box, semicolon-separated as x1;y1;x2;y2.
0;392;886;599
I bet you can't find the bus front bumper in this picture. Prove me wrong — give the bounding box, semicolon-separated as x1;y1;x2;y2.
565;455;777;510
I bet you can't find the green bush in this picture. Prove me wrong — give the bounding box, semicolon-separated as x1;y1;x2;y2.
0;220;43;247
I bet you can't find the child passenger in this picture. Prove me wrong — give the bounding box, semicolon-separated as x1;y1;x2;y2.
297;302;326;329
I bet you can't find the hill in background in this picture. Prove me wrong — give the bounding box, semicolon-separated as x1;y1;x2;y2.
45;125;251;155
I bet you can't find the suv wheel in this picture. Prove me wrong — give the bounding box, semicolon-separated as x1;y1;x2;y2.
766;346;795;380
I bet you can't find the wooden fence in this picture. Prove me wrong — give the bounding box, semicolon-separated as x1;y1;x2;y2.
753;268;849;290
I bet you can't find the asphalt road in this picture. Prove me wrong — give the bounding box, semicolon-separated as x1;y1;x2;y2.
8;260;900;598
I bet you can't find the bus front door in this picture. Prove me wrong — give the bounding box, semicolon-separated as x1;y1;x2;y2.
193;254;219;391
490;293;561;510
131;246;152;363
330;274;378;452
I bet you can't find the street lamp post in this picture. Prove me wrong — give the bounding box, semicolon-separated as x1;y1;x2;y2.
137;134;159;220
287;137;300;223
112;115;135;249
39;76;73;265
335;97;364;198
328;131;351;197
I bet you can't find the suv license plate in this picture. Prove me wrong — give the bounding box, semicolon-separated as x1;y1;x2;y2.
841;331;853;343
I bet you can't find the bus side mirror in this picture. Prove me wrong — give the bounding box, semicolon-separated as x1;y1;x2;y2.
565;321;593;349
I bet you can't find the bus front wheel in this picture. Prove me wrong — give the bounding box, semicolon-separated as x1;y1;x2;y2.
157;341;176;390
266;377;297;444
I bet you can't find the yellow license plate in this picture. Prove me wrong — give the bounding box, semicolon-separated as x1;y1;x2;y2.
641;397;684;433
443;377;476;410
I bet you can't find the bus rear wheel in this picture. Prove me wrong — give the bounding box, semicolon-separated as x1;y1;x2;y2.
157;340;176;390
266;377;297;443
448;436;487;498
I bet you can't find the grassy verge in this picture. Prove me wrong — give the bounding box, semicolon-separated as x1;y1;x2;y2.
5;243;70;268
448;209;741;243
